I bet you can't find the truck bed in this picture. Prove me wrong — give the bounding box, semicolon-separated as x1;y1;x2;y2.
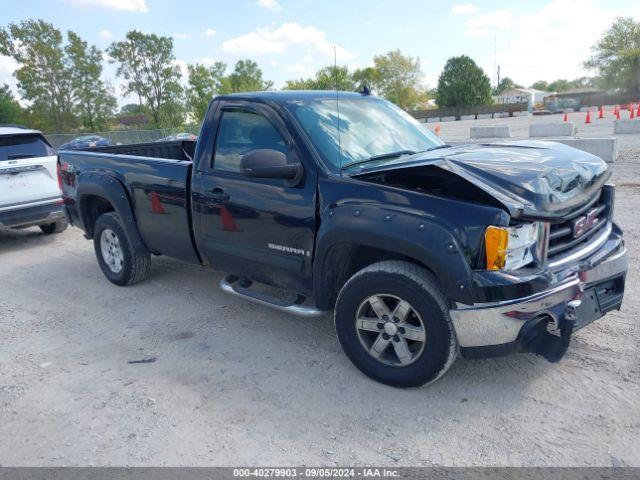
60;145;200;264
88;140;196;161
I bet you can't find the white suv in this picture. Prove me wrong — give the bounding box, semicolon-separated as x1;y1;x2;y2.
0;126;67;234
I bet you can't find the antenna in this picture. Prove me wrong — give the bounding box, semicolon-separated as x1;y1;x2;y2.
334;45;342;175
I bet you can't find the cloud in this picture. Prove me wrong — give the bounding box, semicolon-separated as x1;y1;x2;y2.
452;4;478;15
465;9;512;37
172;33;190;40
0;55;19;98
482;0;620;87
255;0;282;11
204;28;216;37
283;63;314;76
66;0;148;12
221;22;354;61
99;29;113;39
172;59;189;80
0;55;18;76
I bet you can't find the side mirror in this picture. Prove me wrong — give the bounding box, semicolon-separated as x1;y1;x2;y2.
240;149;302;180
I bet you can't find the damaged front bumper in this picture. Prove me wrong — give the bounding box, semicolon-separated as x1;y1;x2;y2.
450;223;627;361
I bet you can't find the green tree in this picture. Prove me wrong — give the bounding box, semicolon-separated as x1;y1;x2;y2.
493;76;523;95
0;19;74;131
586;17;640;94
530;80;550;91
0;19;115;132
368;50;428;110
223;59;273;93
186;61;227;122
0;84;22;124
436;55;492;107
119;103;147;116
108;31;184;126
66;31;116;131
547;79;572;92
351;66;380;92
284;66;356;91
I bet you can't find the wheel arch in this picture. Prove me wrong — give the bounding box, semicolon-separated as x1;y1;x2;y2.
77;173;149;255
313;225;474;311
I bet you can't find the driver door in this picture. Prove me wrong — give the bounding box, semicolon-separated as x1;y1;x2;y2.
192;101;317;293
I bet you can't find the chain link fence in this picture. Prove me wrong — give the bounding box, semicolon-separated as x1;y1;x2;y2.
45;126;200;149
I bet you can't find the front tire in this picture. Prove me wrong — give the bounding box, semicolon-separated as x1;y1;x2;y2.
334;261;458;388
93;212;150;286
39;219;68;234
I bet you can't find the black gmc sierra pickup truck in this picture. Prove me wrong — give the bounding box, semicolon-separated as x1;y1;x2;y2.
59;91;627;387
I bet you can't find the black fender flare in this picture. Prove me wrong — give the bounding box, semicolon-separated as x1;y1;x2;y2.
313;214;474;310
76;172;149;255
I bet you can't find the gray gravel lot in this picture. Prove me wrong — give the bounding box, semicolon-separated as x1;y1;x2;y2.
0;144;639;467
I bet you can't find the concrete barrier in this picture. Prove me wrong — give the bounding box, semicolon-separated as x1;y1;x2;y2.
530;122;574;137
470;125;511;139
550;137;618;163
426;117;440;123
614;119;640;134
460;114;475;120
440;116;456;122
514;111;529;117
477;113;492;120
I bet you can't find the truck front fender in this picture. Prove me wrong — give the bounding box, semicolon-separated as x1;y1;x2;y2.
77;172;149;255
313;206;475;310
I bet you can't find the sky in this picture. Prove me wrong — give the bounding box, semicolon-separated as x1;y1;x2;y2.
1;0;640;106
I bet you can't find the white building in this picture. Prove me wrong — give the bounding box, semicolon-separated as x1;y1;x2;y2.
494;88;551;112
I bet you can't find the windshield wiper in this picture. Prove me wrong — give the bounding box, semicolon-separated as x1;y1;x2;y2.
425;144;452;151
341;150;417;170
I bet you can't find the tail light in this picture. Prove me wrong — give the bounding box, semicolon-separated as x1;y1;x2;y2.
57;161;64;191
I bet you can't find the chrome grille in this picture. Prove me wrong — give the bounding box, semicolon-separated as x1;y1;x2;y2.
547;188;612;259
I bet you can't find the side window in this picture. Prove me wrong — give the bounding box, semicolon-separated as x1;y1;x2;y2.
213;110;287;173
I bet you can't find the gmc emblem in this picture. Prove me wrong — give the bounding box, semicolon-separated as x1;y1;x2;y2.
572;208;600;238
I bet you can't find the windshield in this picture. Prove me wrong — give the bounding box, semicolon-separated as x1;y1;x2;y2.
286;95;443;171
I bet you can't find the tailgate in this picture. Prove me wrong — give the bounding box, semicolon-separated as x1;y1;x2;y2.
0;155;61;212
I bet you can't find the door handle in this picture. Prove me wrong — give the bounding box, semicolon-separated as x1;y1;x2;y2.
210;188;229;202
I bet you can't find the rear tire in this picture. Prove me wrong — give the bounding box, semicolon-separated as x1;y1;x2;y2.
39;219;68;234
334;260;458;388
93;212;150;286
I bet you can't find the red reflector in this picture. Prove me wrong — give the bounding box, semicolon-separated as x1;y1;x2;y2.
57;162;64;191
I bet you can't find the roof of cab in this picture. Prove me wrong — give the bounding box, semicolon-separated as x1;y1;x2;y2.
216;90;375;104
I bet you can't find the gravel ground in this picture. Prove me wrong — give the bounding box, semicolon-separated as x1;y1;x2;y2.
0;149;639;467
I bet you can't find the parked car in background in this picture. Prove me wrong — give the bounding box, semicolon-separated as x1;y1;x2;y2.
155;133;197;142
0;125;67;234
58;135;111;150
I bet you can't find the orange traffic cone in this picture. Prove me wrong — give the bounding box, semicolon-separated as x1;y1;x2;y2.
585;110;591;124
435;123;441;136
563;112;568;122
615;106;620;120
636;103;640;118
598;106;603;119
630;105;635;120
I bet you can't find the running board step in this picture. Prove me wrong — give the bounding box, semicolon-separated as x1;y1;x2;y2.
219;275;326;318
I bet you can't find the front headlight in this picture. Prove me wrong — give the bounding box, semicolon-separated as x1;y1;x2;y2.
485;222;547;271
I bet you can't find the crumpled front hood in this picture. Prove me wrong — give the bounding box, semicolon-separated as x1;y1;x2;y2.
351;141;611;218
